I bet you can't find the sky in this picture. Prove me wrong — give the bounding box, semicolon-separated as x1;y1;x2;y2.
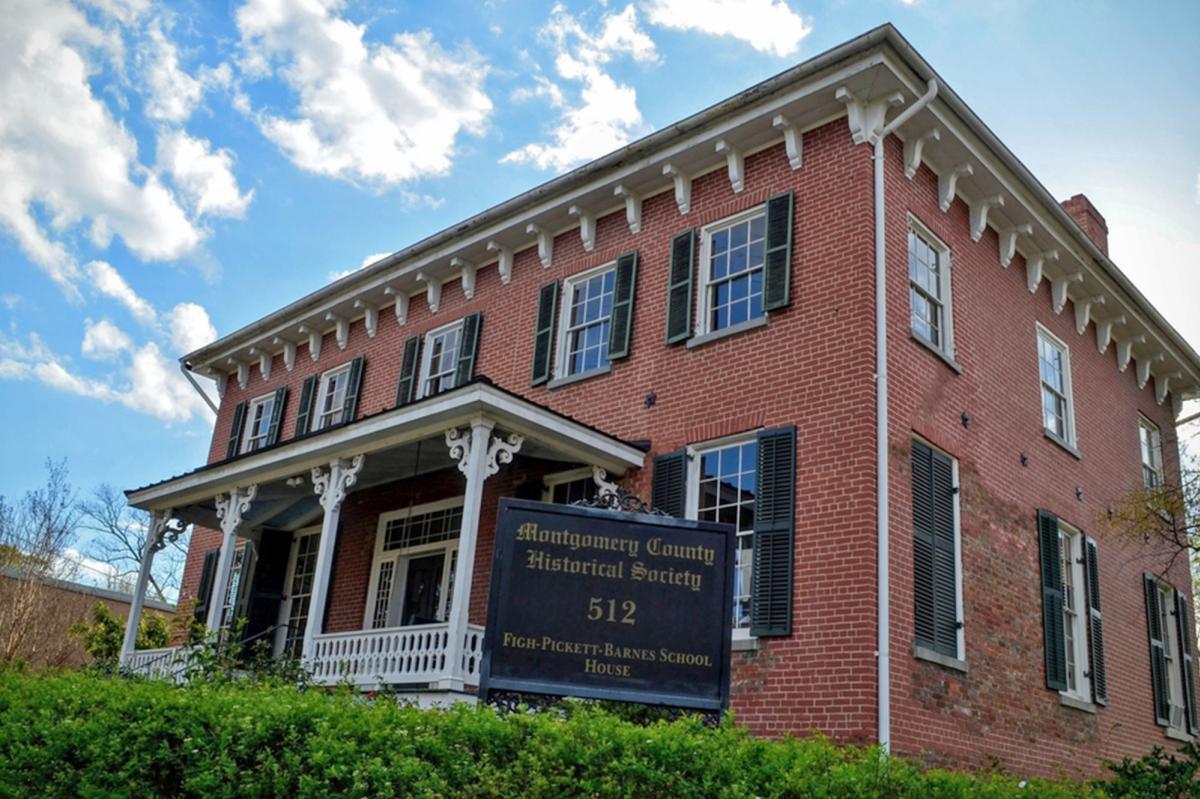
1;0;1198;527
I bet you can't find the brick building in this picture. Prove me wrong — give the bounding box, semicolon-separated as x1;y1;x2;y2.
122;25;1199;778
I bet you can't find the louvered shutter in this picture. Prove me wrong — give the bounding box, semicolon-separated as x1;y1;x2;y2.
607;251;638;360
395;335;421;406
1038;510;1068;691
912;440;959;658
651;450;686;518
665;230;694;345
294;375;318;437
455;312;482;387
225;401;248;459
531;281;558;386
264;387;288;447
193;548;220;622
763;191;794;311
342;355;365;423
1175;592;1198;734
751;426;796;637
1082;538;1108;705
1144;574;1171;726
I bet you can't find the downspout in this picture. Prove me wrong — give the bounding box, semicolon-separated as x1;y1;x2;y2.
180;362;219;416
872;78;938;754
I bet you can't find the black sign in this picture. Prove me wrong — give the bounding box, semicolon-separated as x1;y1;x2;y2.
480;498;735;711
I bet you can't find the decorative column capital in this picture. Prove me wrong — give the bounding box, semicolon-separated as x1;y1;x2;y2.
591;466;619;498
146;509;180;556
312;454;365;512
215;485;257;536
486;432;524;478
445;423;522;479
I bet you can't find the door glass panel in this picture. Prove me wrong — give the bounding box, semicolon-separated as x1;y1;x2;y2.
400;553;446;626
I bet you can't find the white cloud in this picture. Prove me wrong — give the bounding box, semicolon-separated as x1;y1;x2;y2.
157;129;254;218
165;301;217;355
81;317;133;360
235;0;492;185
643;0;811;58
502;4;658;172
86;260;157;325
328;251;392;282
139;20;203;123
0;294;21;311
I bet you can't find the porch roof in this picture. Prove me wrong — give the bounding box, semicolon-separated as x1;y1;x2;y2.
125;377;646;514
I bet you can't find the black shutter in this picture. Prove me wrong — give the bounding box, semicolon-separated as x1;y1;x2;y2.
264;387;288;447
1175;591;1198;734
1144;574;1171;726
751;426;796;637
1038;510;1068;691
763;191;794;312
607;251;638;360
243;532;292;646
455;312;482;387
225;401;248;459
294;375;318;437
342;355;365;423
395;335;421;407
531;281;558;386
1082;537;1108;705
193;548;220;621
665;229;694;345
912;440;959;658
651;450;687;518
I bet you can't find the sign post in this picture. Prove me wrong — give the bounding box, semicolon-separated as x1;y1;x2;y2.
480;497;735;712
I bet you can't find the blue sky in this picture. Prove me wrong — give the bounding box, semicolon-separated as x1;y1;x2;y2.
2;0;1198;516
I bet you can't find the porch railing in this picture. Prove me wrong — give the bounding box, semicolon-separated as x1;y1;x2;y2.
309;623;486;688
125;646;189;682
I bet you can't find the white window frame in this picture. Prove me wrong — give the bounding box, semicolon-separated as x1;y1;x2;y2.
907;215;955;359
219;541;250;632
912;435;966;665
274;526;320;657
313;361;353;431
555;262;617;380
697;205;768;337
543;467;598;504
240;391;277;454
1036;324;1077;447
1158;582;1188;732
362;497;465;630
1057;521;1091;703
417;319;465;399
1140;416;1165;490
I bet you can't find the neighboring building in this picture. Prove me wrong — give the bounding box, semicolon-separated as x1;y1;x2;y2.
122;25;1199;778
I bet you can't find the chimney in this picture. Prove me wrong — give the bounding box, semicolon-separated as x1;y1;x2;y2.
1061;194;1109;256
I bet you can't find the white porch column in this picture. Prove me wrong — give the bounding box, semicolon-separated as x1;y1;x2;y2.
206;485;258;633
119;509;173;668
301;455;366;665
441;419;523;690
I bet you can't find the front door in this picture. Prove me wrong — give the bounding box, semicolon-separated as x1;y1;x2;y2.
400;552;445;626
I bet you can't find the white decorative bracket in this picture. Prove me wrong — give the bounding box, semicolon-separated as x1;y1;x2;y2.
591;466;619;498
324;313;349;350
1025;249;1059;294
485;241;514;285
249;347;272;381
771;114;803;170
273;336;297;372
215;484;258;536
384;287;409;325
1074;295;1105;335
416;272;442;313
1137;354;1164;390
146;509;181;556
485;432;524;478
526;223;554;268
1051;272;1083;314
714;140;744;193
613;185;642;234
1157;372;1181;405
662;163;691;214
445;427;471;476
311;455;365;513
999;224;1032;268
1095;314;1125;354
835;86;904;145
353;300;379;338
227;357;250;390
213;371;228;399
567;206;596;252
1117;334;1145;373
298;324;322;362
969;194;1004;242
903;128;940;179
450;257;477;299
938;164;973;213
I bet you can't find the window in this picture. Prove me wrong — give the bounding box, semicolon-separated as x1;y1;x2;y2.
544;468;599;505
699;208;766;334
314;362;352;431
1146;577;1197;735
908;218;954;356
911;439;963;663
557;265;616;377
277;530;319;658
219;543;250;631
1160;584;1183;727
1058;524;1090;700
418;320;463;398
240;393;277;453
689;438;757;633
1037;326;1076;446
365;499;464;630
1140;418;1164;489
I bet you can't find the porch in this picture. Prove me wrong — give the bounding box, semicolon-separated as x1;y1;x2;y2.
122;380;644;693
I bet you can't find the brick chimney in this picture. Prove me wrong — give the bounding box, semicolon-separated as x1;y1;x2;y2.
1061;194;1109;256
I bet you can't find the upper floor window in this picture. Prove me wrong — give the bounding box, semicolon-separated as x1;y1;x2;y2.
908;218;954;357
314;362;353;430
1037;326;1076;447
558;265;615;377
419;320;463;398
700;208;766;334
240;392;277;453
1140;418;1164;489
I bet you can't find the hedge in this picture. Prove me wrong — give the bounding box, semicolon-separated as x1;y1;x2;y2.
0;670;1099;798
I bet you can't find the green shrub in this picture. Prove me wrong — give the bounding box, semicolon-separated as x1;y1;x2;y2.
1098;742;1199;798
70;602;170;668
